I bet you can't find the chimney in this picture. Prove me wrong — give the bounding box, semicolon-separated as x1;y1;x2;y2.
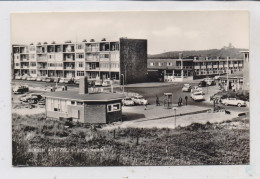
179;53;183;59
79;76;88;94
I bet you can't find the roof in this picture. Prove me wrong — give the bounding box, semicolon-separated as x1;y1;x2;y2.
44;91;125;102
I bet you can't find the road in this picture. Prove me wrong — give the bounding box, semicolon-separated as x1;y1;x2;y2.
12;80;249;113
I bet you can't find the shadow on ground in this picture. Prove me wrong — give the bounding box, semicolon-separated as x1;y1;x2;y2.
122;112;145;121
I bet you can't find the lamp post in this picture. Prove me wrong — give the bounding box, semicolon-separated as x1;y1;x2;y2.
121;74;124;93
174;108;177;128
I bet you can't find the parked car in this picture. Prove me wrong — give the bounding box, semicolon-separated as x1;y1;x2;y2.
15;76;22;80
20;93;42;103
198;80;207;87
13;85;29;94
45;78;54;82
221;98;247;107
26;77;32;81
64;78;74;84
36;77;42;81
95;80;102;86
191;91;205;101
122;97;135;106
53;77;60;83
132;96;148;105
22;75;28;80
59;78;65;83
102;80;112;87
41;77;47;82
74;79;80;84
30;77;36;81
38;98;45;105
182;84;192;92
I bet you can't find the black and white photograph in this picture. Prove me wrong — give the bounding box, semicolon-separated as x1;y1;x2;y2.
11;11;250;167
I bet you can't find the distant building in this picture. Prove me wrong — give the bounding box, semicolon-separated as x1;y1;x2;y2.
44;77;125;124
147;54;244;82
240;51;249;91
12;38;147;85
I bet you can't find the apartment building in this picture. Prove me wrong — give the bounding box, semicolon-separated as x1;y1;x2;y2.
147;55;244;82
12;38;147;85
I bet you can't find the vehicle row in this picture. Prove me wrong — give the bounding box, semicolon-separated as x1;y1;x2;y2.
122;96;148;106
14;75;112;86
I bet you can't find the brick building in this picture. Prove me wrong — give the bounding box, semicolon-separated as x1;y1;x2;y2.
12;38;147;85
44;77;125;124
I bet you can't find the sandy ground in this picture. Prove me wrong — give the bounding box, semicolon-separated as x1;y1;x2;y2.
12;107;45;115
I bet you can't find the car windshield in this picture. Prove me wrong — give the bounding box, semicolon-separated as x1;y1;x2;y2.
125;98;132;100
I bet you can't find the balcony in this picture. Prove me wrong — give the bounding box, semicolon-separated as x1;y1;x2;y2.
85;67;100;71
64;66;75;70
224;65;228;68
194;66;200;69
229;64;234;67
21;66;29;69
239;64;243;67
234;64;238;67
201;66;206;69
213;65;218;68
64;58;75;62
37;66;47;70
207;65;212;68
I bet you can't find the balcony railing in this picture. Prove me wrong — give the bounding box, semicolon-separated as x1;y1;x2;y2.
85;67;100;71
64;66;75;70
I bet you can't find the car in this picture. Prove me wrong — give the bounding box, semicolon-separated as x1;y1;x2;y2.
214;76;220;80
41;77;47;82
59;78;65;83
53;77;60;83
36;77;42;81
182;84;192;92
122;97;135;106
13;85;29;94
64;78;74;84
198;81;207;87
102;80;112;87
38;98;45;105
74;79;80;84
26;77;32;81
15;76;22;80
21;93;43;103
95;80;102;86
221;98;247;107
30;77;36;81
45;78;54;82
132;96;148;105
204;78;216;86
191;86;203;93
191;91;205;101
21;75;28;80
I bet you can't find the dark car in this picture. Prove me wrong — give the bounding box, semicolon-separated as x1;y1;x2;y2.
198;81;207;87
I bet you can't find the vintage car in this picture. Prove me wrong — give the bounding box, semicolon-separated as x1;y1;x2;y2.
13;85;29;94
191;91;205;101
36;77;42;81
221;98;247;107
122;97;135;106
132;96;148;105
20;93;42;103
15;76;22;80
182;84;192;92
59;78;65;83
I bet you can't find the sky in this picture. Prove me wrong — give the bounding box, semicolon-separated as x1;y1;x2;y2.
11;11;249;54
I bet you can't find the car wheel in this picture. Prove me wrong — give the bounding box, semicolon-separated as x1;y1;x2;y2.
237;103;242;107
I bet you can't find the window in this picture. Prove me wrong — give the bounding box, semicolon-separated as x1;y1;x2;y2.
71;101;75;105
78;62;83;67
167;62;172;66
54;108;60;112
100;54;109;58
77;44;83;49
77;71;84;76
30;62;36;67
77;102;83;105
15;63;19;66
77;54;84;59
107;103;121;112
150;62;154;66
158;62;163;67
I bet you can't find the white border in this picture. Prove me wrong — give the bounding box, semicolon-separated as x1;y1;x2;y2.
1;1;260;179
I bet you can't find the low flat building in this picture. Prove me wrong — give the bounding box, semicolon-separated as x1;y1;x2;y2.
44;77;125;123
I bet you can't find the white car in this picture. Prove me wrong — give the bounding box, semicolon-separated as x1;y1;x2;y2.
182;84;192;92
221;98;247;107
95;80;102;86
122;97;135;106
132;96;148;105
191;92;205;101
191;86;203;94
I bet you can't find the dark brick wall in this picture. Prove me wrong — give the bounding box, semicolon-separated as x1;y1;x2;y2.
84;103;106;124
119;38;147;85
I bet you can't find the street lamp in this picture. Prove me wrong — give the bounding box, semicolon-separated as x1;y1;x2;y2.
173;108;177;128
121;74;124;93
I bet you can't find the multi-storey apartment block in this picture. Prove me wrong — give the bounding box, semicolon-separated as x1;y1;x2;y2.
12;38;147;84
147;55;244;82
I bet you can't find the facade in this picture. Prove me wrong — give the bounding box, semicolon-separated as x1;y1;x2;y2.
241;51;249;91
147;55;244;82
12;38;147;85
45;77;125;124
